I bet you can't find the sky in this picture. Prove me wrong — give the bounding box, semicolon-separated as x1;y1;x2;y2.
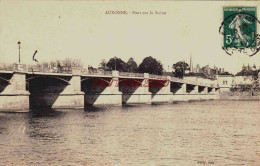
0;1;260;74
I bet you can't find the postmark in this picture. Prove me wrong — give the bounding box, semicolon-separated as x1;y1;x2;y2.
219;7;260;56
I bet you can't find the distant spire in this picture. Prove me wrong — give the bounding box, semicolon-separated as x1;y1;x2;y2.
190;55;193;73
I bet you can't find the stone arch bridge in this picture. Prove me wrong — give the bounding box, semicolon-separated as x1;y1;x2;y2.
0;64;219;112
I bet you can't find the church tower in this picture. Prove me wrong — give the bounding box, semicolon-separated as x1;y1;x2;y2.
190;55;193;73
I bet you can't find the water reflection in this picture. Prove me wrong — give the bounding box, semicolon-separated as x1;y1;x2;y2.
0;100;259;165
27;109;65;142
30;108;65;118
84;105;108;112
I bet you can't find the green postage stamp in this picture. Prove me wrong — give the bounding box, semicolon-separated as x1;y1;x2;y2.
223;7;257;48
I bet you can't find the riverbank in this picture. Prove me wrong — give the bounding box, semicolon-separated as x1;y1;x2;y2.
220;91;260;100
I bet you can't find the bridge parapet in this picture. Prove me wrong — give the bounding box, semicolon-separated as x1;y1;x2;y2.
119;72;144;78
0;63;15;71
14;64;27;72
149;74;167;80
0;64;220;88
72;67;82;76
185;79;197;85
26;65;72;74
171;77;184;83
82;70;112;76
0;63;27;72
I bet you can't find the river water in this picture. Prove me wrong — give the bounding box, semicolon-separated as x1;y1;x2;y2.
0;100;259;166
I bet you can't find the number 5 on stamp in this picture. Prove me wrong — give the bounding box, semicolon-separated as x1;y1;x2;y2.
223;7;257;48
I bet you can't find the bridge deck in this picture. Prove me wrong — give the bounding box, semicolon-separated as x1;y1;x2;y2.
0;70;218;88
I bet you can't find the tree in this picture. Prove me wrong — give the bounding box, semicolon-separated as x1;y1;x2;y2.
172;61;189;78
98;59;109;71
106;57;127;72
41;61;49;68
138;56;163;75
236;67;259;81
62;58;73;67
236;68;256;76
125;58;138;72
88;65;97;73
50;61;57;68
72;59;83;68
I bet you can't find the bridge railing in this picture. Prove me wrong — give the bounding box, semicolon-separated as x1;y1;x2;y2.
210;84;216;88
26;65;72;74
149;74;168;79
171;77;184;83
0;63;16;71
0;63;220;87
82;70;112;76
203;83;208;87
196;81;204;86
119;72;144;78
184;79;197;85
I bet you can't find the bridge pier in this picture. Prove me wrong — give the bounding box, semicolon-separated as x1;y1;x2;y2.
209;88;215;99
183;84;199;101
215;88;220;97
121;73;151;104
206;87;213;99
0;67;30;112
215;88;220;99
84;71;122;106
172;83;187;102
199;86;209;100
199;86;208;94
29;68;84;109
192;85;199;94
208;88;219;99
150;76;173;103
51;73;84;109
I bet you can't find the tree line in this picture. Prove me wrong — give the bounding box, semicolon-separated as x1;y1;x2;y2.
97;57;196;77
0;56;196;77
97;56;164;75
1;56;236;79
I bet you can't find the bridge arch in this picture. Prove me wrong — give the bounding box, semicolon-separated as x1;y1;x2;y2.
118;79;143;84
149;79;170;87
81;77;111;84
0;77;10;84
26;76;70;84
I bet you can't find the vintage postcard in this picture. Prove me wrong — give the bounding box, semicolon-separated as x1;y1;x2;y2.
0;1;260;166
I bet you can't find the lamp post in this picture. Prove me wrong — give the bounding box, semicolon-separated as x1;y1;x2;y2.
17;41;21;64
182;60;185;78
114;57;117;71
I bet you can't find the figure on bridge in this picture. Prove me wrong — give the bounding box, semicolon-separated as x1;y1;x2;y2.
32;50;38;62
